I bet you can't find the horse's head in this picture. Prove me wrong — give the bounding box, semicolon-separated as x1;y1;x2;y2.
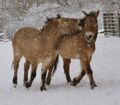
57;17;82;34
45;16;82;35
80;10;99;42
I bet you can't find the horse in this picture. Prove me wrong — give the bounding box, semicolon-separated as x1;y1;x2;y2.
12;15;82;90
41;10;99;90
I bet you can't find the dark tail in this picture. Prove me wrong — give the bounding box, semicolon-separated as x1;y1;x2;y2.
52;55;59;76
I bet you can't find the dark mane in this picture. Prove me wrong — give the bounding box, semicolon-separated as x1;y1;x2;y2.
40;18;56;31
89;11;96;16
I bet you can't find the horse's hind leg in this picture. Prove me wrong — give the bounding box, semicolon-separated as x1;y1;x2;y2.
12;55;21;87
23;60;30;85
25;62;37;88
63;58;71;83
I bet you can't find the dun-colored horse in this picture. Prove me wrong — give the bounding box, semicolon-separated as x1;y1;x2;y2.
41;10;99;90
12;15;81;90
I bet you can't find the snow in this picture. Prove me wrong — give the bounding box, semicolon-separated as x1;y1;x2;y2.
0;33;5;36
0;34;120;105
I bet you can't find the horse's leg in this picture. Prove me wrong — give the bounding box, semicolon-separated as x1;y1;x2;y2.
71;66;86;86
12;55;21;87
41;57;56;91
80;59;97;89
86;67;97;89
46;65;53;85
41;68;47;91
23;60;30;85
25;62;37;88
63;58;71;83
46;55;59;85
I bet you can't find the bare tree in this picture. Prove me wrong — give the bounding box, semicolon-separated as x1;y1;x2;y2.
56;0;69;6
77;0;83;9
1;0;7;10
36;0;40;7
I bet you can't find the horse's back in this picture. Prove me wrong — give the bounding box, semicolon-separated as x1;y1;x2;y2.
13;27;40;40
12;27;40;45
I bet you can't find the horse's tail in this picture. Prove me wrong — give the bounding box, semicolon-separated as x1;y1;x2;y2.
52;55;59;76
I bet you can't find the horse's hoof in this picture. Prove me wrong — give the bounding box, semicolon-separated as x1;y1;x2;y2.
71;82;77;86
90;82;97;89
40;86;47;91
25;82;31;88
46;80;51;86
71;78;79;86
13;84;17;88
13;77;17;85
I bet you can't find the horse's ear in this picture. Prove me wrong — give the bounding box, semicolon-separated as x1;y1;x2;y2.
47;17;52;21
81;10;87;16
96;10;99;17
57;14;61;18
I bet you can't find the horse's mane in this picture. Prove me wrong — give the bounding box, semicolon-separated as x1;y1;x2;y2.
40;19;53;31
89;11;97;16
41;14;62;32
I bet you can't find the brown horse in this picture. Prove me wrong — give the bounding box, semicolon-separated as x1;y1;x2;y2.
12;15;81;90
41;10;99;90
55;10;99;85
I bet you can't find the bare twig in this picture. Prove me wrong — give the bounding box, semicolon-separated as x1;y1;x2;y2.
56;0;68;6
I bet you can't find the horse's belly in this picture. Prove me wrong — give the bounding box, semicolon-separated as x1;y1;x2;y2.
59;50;80;59
17;45;45;63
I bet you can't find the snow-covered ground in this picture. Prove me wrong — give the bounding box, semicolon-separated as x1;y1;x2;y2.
0;34;120;105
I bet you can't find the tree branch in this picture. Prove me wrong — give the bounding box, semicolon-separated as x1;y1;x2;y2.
56;0;67;6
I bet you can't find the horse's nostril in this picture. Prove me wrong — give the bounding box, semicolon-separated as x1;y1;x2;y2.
87;35;92;40
89;35;92;39
85;32;94;41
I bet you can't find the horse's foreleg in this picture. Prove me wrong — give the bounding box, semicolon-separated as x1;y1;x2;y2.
86;67;97;89
41;57;57;91
71;68;86;86
81;60;97;89
23;60;30;85
46;65;53;85
25;62;37;88
63;58;71;83
41;69;47;91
